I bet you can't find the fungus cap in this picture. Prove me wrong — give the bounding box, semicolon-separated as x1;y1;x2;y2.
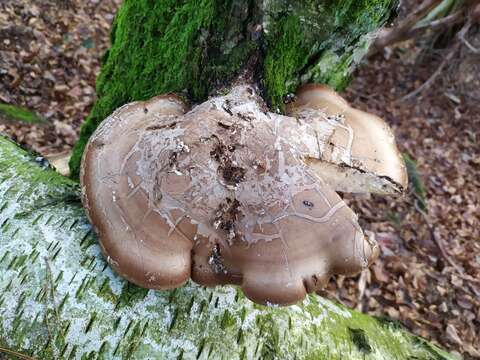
287;84;408;195
81;86;380;305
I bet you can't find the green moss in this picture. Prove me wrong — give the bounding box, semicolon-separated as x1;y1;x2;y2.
412;337;452;360
69;0;397;178
349;328;372;354
403;153;428;211
69;0;259;179
0;104;45;124
262;14;311;112
374;315;403;330
263;0;397;110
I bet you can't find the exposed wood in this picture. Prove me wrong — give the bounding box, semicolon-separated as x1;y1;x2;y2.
45;151;71;177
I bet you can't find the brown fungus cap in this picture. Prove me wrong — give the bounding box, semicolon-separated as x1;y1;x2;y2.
81;86;379;305
286;84;408;195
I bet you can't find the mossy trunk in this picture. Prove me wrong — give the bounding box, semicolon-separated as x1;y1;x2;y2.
69;0;399;178
0;135;452;360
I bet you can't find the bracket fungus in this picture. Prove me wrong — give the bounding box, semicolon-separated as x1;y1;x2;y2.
286;84;408;195
81;85;406;305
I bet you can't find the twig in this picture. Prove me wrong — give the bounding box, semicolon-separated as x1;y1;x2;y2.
369;0;444;56
459;30;480;53
398;43;459;101
407;173;480;296
411;9;465;33
396;0;445;31
398;19;472;102
355;270;368;312
0;347;36;360
414;204;480;296
425;271;480;297
427;225;480;285
370;0;480;57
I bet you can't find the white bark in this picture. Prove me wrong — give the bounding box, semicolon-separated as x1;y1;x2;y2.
0;136;452;359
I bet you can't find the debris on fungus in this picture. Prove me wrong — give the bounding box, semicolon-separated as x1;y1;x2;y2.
81;84;406;305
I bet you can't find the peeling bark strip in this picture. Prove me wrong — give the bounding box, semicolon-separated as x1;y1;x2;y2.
0;135;454;359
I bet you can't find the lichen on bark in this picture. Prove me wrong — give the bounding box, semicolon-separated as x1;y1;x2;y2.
69;0;398;179
0;135;454;359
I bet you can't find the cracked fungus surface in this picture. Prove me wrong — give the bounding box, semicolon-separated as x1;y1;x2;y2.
81;85;378;305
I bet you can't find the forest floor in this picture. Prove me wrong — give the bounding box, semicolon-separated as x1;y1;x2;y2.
1;1;479;358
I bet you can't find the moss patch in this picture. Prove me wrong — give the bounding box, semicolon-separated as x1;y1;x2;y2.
348;328;372;354
0;103;45;124
70;0;396;178
374;314;403;330
262;0;397;110
69;0;260;179
403;152;428;211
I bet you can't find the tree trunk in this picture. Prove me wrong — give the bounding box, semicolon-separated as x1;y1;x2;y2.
0;135;452;359
69;0;401;178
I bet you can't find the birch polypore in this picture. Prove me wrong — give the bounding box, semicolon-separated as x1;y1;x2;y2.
80;85;393;306
287;84;408;195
